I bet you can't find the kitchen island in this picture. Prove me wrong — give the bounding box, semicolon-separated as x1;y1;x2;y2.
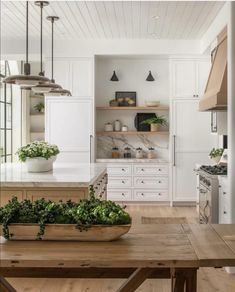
0;163;107;206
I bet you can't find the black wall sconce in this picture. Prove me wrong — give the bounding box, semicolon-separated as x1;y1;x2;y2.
110;70;119;81
146;71;155;81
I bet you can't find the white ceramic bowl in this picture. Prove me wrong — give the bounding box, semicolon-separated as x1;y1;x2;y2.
145;101;160;107
25;156;57;173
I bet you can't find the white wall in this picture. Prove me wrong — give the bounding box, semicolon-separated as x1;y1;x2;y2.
95;56;169;106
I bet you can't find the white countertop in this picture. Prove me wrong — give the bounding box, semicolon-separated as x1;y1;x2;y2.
0;163;107;188
96;158;168;163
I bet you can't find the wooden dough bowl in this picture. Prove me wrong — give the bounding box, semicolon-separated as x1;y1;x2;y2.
0;224;131;241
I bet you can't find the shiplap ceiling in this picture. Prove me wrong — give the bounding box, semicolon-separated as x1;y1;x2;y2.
2;1;225;40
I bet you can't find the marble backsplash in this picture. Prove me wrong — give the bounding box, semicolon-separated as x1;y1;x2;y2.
96;134;169;160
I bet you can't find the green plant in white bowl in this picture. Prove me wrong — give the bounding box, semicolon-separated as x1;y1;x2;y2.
209;148;224;164
17;141;60;172
34;102;44;113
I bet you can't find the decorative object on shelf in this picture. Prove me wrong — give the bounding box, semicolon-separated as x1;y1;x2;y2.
121;125;128;132
147;147;156;159
141;115;168;132
135;113;156;131
34;102;45;113
115;91;136;107
45;16;71;96
124;147;132;159
146;70;155;81
104;123;113;132
16;141;60;172
111;147;120;159
3;1;50;88
110;70;119;81
209;148;224;164
114;120;121;132
135;147;144;159
0;187;131;241
145;101;160;107
109;99;119;107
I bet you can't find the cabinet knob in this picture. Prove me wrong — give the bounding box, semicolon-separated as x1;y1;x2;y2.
122;168;125;171
141;180;144;184
224;211;227;214
158;168;162;171
223;192;227;195
141;193;144;196
158;181;162;183
122;180;125;184
122;193;125;196
158;193;162;196
141;168;145;171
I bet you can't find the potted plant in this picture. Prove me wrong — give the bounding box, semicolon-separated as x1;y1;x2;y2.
34;102;44;113
141;115;168;132
209;148;224;164
16;141;60;173
0;187;132;241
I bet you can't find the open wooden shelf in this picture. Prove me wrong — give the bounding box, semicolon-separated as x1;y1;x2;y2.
96;106;169;111
96;131;169;136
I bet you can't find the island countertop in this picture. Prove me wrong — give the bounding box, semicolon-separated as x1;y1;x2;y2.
0;163;107;188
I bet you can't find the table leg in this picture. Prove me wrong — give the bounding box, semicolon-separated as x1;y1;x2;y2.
116;268;153;292
186;269;197;292
0;276;17;292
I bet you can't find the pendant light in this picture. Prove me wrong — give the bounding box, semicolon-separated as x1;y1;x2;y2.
32;1;61;93
146;71;155;82
45;16;71;96
110;70;119;81
3;1;50;87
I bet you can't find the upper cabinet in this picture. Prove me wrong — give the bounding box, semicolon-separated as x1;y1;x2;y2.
45;57;94;98
170;58;210;99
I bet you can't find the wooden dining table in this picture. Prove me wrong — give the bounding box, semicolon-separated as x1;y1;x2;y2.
1;224;235;292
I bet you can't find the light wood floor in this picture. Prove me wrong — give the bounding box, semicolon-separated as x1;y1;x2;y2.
7;204;235;292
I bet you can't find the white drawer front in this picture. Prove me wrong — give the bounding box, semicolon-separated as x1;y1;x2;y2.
133;190;169;201
133;164;168;176
108;176;132;188
133;176;168;189
107;189;132;201
108;165;132;176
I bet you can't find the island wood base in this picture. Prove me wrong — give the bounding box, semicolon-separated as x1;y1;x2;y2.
0;267;197;292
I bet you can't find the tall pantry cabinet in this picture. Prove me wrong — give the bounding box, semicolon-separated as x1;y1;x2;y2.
170;57;217;203
45;57;94;163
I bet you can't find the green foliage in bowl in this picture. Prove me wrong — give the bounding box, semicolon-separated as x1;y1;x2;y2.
141;115;168;126
0;186;131;240
16;141;60;162
209;148;224;159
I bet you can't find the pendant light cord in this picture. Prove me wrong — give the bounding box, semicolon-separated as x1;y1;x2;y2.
24;1;30;75
51;18;54;83
39;2;43;76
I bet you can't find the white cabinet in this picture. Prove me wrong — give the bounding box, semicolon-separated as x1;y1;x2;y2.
45;57;94;98
170;59;210;99
106;163;169;202
45;97;93;163
172;100;217;202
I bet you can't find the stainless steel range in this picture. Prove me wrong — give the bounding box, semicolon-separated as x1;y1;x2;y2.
198;165;227;224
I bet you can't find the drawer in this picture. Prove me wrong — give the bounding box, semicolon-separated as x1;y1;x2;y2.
107;165;132;176
133;164;168;176
133;176;168;189
108;176;132;188
133;190;169;201
107;189;132;201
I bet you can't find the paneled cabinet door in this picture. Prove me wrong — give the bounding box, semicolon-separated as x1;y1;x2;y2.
172;100;217;202
45;97;93;163
71;59;93;97
45;59;71;91
197;60;211;98
171;60;196;98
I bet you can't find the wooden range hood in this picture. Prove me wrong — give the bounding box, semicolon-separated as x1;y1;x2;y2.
199;28;227;111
